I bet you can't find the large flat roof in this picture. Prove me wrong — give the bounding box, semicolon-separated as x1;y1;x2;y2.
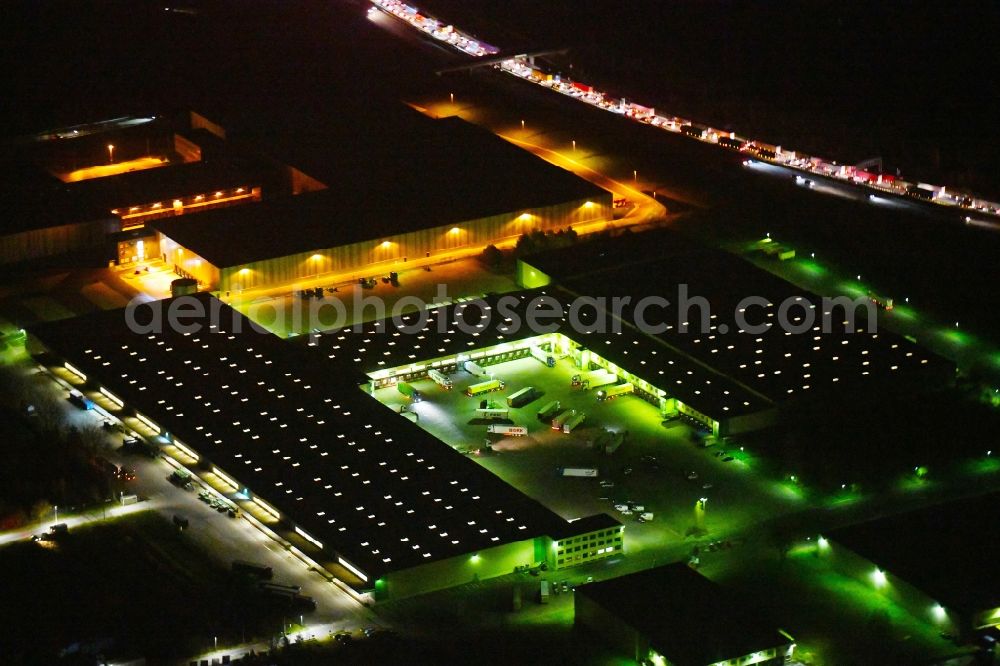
151;114;606;268
29;293;610;581
578;563;790;665
522;229;952;405
827;493;1000;614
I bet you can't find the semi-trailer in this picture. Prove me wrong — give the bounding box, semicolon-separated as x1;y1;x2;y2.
596;382;634;401
537;400;561;422
466;378;505;397
551;409;575;430
529;346;556;367
562;412;586;433
559;467;598;478
397;382;422;402
463;360;486;376
233;560;274;580
428;368;453;389
487;424;527;436
507;386;540;408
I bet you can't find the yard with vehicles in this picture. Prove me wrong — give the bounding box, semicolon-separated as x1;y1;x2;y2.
370;354;804;565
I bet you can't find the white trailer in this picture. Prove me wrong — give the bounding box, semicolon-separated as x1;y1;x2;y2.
574;369;618;390
428;368;453;389
487;424;527;436
463;360;486;377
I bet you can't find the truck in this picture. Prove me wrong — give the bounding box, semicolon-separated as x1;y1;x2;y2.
559;467;598;478
427;369;453;389
68;391;94;410
529;346;556;368
487;424;528;437
596;382;634;401
466;378;505;397
168;468;194;490
397;382;422;402
537;400;561;422
562;412;586;433
507;386;540;408
551;409;575;430
476;407;509;419
233;560;274;580
573;369;618;390
463;360;486;377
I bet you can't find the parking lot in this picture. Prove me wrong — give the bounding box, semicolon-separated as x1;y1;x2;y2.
371;355;804;564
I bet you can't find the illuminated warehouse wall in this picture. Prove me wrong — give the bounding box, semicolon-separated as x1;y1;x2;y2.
157;194;612;292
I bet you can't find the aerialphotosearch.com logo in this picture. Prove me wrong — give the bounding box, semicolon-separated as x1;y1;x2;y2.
123;284;878;340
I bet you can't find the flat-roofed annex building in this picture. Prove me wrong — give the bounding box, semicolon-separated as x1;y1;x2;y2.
27;293;620;599
822;492;1000;640
151;116;612;292
576;563;795;665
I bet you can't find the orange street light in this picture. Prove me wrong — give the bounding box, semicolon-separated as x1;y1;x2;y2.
107;144;115;163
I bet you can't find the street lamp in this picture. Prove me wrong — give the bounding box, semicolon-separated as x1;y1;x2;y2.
54;504;59;523
107;144;115;163
572;140;576;152
449;92;454;104
521;119;525;130
633;169;637;181
214;636;217;651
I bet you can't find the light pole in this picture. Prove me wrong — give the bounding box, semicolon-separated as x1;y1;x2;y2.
449;92;454;104
54;504;59;523
213;636;217;651
107;144;115;163
633;169;638;182
520;119;525;130
572;139;576;152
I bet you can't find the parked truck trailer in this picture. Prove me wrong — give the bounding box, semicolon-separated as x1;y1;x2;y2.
537;400;561;422
428;369;453;389
463;360;486;377
466;378;505;397
551;409;575;430
487;424;527;436
529;346;556;368
507;386;540;408
562;412;586;433
597;382;634;401
476;407;509;419
397;382;422;402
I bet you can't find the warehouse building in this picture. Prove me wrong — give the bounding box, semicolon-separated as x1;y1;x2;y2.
318;290;772;436
151;113;611;292
510;229;953;432
575;563;795;665
821;493;1000;641
0;113;267;265
27;293;620;600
